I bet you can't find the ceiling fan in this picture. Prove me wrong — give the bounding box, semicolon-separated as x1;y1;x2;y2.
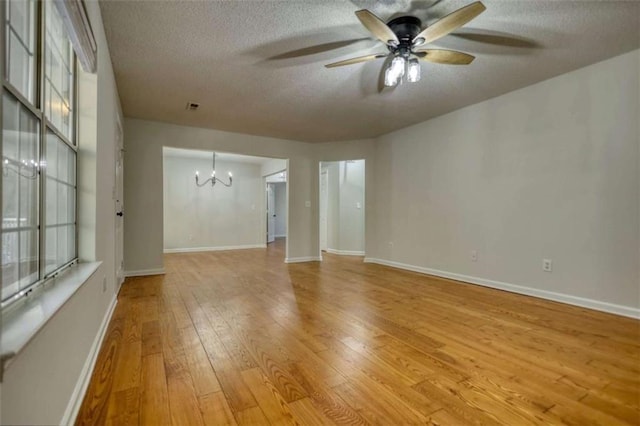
325;1;486;87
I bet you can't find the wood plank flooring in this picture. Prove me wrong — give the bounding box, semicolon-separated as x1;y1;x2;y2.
77;239;640;425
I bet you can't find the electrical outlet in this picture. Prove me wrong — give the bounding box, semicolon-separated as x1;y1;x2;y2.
388;242;394;248
471;250;478;262
543;259;553;272
305;201;311;208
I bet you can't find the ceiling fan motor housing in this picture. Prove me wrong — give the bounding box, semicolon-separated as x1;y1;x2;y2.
387;16;423;52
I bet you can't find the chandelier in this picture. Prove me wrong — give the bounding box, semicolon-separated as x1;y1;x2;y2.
195;152;232;187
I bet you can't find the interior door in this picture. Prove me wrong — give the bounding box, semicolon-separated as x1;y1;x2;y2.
319;170;328;251
114;120;124;287
267;183;275;243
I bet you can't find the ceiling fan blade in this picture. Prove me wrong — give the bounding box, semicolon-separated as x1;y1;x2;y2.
413;1;486;45
415;49;475;65
355;9;399;46
325;53;387;68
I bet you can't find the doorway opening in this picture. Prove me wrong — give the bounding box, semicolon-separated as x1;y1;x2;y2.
161;147;288;260
319;160;365;257
114;117;124;289
265;170;287;249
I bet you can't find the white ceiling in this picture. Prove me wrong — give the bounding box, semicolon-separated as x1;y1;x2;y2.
163;147;275;165
100;0;640;143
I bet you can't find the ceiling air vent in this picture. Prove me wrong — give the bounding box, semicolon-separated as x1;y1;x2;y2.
186;102;200;111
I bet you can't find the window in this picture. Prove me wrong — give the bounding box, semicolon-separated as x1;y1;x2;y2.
44;0;74;141
5;0;36;103
44;131;76;274
2;0;77;306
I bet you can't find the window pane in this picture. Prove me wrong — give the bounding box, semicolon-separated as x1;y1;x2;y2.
57;139;69;182
19;104;39;226
47;129;58;179
1;93;40;301
44;131;77;275
57;225;67;266
57;183;68;223
46;179;58;224
1;232;19;300
19;230;38;289
5;0;36;102
45;227;56;274
69;186;76;223
2;164;19;227
2;97;19;226
67;225;75;261
44;1;74;141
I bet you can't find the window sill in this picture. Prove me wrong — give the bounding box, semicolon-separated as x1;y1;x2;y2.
0;261;102;380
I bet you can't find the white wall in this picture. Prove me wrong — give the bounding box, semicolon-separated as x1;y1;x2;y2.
123;120;375;268
124;119;330;268
273;182;287;237
261;158;287;177
122;49;638;315
1;0;124;423
163;154;264;250
371;50;640;314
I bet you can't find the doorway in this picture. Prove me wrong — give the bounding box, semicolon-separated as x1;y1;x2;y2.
318;160;365;256
265;171;287;245
319;170;328;251
161;148;288;259
114;118;124;288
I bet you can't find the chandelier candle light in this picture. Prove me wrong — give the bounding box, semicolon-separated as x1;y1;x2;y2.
3;157;39;179
195;152;233;187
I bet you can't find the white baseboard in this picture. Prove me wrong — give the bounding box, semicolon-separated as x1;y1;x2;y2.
124;268;166;277
163;244;266;254
327;248;365;256
285;256;323;264
61;295;118;425
274;234;286;238
363;257;640;319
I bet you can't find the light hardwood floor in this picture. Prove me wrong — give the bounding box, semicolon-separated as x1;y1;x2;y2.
77;239;640;425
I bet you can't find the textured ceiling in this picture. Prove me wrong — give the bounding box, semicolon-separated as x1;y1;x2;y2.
100;0;640;143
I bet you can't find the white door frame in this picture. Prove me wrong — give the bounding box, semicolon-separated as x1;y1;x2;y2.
266;182;275;244
318;160;366;258
319;169;328;252
114;117;124;287
263;167;288;258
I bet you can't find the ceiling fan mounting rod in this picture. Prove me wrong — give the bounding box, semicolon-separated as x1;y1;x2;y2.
387;16;423;50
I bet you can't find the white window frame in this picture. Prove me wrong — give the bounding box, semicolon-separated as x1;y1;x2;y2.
1;0;79;310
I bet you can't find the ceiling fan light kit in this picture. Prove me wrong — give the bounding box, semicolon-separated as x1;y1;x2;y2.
385;56;406;86
326;1;486;88
407;58;421;83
